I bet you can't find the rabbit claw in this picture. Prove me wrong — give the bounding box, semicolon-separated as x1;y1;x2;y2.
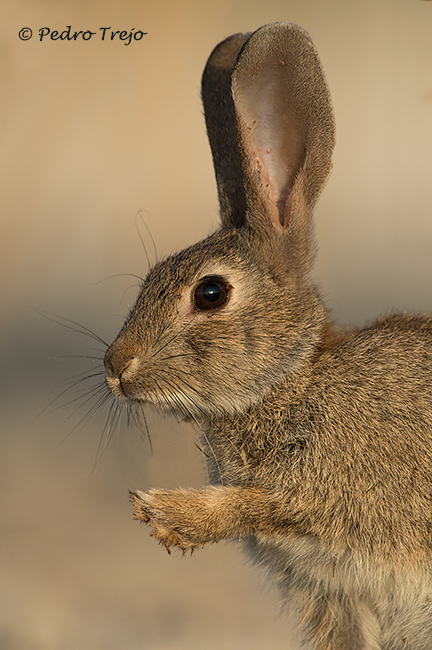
129;489;204;554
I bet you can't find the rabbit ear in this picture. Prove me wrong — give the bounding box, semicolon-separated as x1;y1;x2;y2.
233;23;335;234
203;23;335;264
202;32;251;228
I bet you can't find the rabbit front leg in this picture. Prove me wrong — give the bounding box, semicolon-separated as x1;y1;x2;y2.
130;485;271;553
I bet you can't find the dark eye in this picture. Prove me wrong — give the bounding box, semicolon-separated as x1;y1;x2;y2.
194;278;230;310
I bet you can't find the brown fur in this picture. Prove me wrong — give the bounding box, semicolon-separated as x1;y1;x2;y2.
104;24;432;650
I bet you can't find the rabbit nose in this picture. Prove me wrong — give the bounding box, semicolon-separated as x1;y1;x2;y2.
104;336;139;378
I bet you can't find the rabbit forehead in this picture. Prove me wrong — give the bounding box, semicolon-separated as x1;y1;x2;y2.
194;259;251;283
143;229;259;295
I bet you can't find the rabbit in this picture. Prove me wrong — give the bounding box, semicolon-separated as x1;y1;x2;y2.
103;23;432;650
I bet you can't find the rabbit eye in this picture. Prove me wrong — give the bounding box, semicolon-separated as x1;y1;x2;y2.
194;278;229;311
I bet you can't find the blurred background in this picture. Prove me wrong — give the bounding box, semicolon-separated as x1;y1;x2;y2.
1;1;431;648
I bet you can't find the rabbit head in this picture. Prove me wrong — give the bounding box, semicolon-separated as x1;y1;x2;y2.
104;23;335;420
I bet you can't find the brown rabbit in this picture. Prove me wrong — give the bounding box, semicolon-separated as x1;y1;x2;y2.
103;23;432;650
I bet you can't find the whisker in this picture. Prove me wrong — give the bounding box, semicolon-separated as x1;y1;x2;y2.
59;387;112;444
61;368;106;384
158;365;245;474
196;427;224;485
120;285;141;306
150;314;198;358
158;352;195;362
54;354;106;362
194;441;211;458
135;209;158;265
91;398;124;473
38;372;106;420
154;372;225;484
93;272;145;285
34;308;109;347
131;403;153;453
37;309;156;469
62;384;110;425
91;272;144;307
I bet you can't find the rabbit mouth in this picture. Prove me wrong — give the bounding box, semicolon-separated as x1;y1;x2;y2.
104;358;200;417
105;374;133;402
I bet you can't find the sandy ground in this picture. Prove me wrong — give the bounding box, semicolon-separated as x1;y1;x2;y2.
1;1;431;648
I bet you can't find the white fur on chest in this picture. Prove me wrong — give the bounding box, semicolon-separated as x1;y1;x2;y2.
243;534;432;649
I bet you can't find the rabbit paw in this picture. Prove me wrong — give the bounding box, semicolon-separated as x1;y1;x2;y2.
129;488;207;554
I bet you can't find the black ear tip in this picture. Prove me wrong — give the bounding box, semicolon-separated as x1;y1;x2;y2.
202;32;250;93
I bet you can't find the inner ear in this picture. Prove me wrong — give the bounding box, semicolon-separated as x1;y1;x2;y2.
230;23;335;237
233;62;307;229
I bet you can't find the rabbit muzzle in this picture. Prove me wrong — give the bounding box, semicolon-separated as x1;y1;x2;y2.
104;335;143;402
